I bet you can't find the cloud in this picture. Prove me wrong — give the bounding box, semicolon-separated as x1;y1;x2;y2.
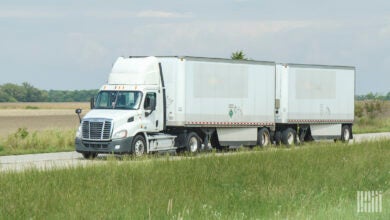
135;10;192;18
0;9;66;19
0;8;191;20
82;9;192;19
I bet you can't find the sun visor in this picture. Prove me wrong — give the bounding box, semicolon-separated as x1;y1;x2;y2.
108;56;160;85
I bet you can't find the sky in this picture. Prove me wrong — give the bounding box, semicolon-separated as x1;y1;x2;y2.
0;0;389;94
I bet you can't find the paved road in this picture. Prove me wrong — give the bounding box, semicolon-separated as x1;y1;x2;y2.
0;151;93;172
350;132;390;143
1;132;390;172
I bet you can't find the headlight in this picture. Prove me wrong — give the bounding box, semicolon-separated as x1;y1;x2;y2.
112;129;128;139
76;125;82;138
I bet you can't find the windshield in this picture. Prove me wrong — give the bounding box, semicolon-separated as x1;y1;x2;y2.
94;91;142;110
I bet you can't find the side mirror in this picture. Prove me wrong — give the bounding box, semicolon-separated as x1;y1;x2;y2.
90;97;95;109
75;108;82;123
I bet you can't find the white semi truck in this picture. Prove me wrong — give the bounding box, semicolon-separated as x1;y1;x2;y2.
75;56;355;158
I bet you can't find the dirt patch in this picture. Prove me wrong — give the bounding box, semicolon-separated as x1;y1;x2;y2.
0;103;90;137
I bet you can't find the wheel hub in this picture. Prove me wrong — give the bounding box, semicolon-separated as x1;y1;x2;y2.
134;140;145;156
189;137;198;152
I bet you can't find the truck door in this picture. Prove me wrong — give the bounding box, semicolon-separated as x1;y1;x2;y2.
143;92;159;132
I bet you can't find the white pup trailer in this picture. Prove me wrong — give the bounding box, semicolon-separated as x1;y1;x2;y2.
75;56;355;158
274;63;355;145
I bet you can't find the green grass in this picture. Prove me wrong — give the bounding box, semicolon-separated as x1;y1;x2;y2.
354;100;390;134
353;117;390;134
0;128;75;156
1;141;389;219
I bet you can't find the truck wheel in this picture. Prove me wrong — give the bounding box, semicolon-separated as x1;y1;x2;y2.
341;125;351;142
282;128;297;146
82;152;98;159
186;132;201;153
258;128;270;147
132;135;146;156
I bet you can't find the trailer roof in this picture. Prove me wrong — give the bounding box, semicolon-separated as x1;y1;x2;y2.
277;62;355;70
127;55;355;69
129;56;275;65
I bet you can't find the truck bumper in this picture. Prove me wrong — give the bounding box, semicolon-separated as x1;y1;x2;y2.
75;137;134;154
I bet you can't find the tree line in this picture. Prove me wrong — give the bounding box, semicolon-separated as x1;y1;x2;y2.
355;92;390;101
0;82;98;102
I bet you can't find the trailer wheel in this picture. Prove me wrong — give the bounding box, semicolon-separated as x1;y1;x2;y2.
341;125;351;142
132;135;146;156
82;152;98;159
282;128;297;146
258;128;270;147
186;132;201;153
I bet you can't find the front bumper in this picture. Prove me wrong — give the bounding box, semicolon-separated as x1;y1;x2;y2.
75;136;134;154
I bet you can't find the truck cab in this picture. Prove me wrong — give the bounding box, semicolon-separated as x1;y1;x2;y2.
75;57;175;159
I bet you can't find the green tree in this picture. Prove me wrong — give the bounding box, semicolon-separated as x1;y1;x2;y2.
0;88;16;102
22;82;47;102
1;83;26;101
231;50;247;60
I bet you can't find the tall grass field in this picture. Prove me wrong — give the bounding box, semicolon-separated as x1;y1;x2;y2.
1;141;389;219
354;100;390;133
0;128;75;156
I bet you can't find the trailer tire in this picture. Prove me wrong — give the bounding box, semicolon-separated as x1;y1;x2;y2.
82;152;98;159
341;125;351;142
282;128;297;146
132;135;146;156
186;132;201;153
258;128;270;147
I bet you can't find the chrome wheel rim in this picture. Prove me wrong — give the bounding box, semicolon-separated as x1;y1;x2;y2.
343;128;350;140
189;136;198;152
134;139;145;156
262;133;269;146
287;132;294;145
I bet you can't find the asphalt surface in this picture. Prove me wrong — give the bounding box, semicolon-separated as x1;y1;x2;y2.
1;132;390;172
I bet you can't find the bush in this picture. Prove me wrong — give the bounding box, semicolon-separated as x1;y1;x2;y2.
355;100;384;120
25;106;39;109
354;103;364;118
15;127;29;139
364;100;383;119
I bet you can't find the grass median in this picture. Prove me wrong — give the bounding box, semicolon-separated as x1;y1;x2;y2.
1;140;389;219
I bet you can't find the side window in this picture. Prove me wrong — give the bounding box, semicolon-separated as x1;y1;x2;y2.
144;92;156;110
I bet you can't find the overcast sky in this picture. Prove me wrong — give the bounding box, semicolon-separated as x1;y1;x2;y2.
0;0;389;94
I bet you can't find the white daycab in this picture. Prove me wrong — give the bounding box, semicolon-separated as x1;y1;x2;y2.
75;56;355;158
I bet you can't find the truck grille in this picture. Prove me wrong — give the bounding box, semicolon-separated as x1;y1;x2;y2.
83;142;109;149
82;119;112;141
